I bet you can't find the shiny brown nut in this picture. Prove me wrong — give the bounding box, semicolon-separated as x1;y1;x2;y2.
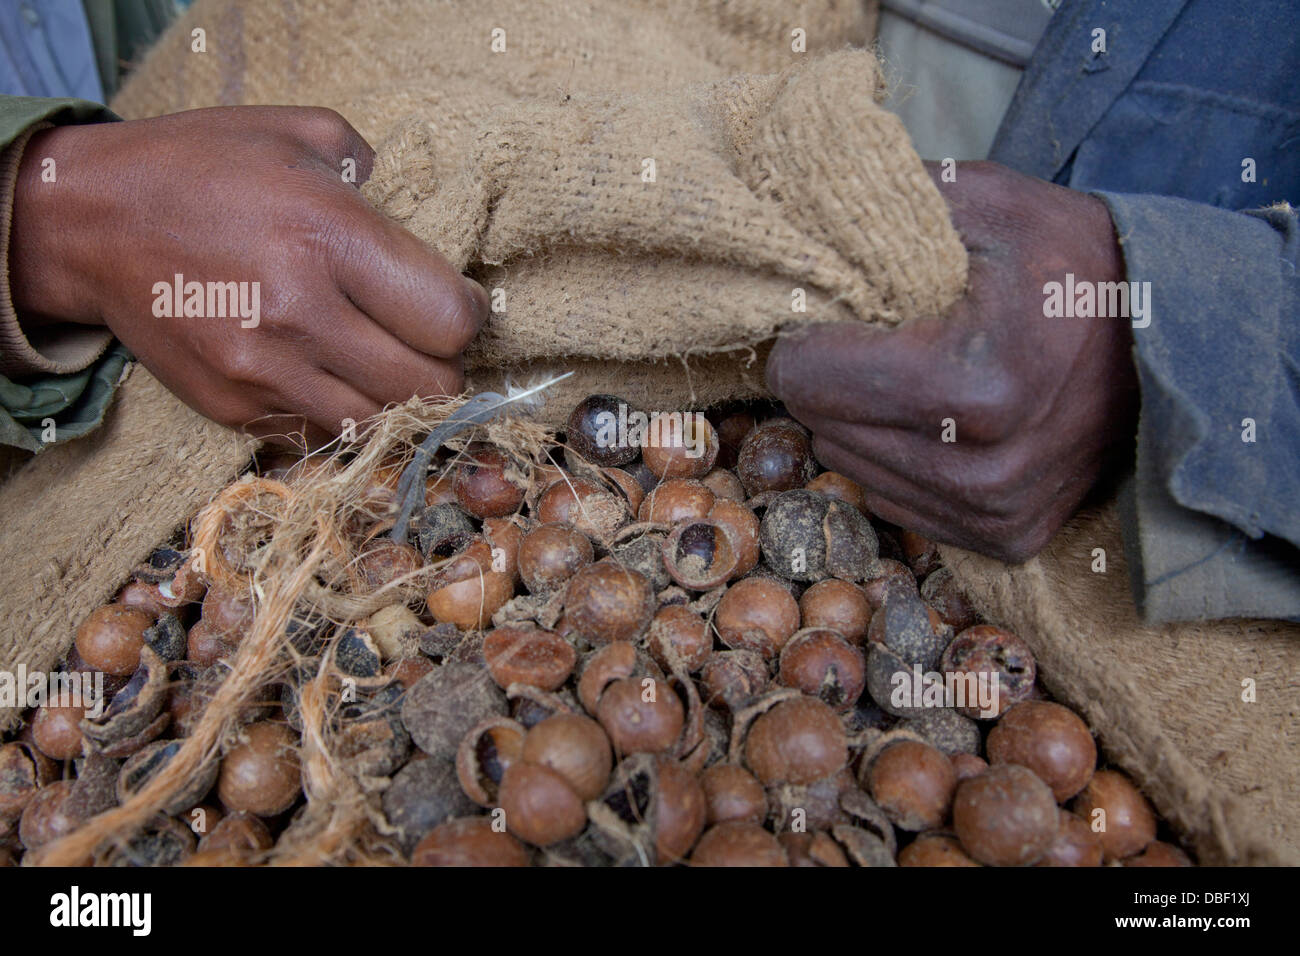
799;579;871;645
700;764;766;825
1070;770;1156;862
642;414;719;480
217;722;301;817
75;605;152;676
186;620;235;668
536;477;631;539
715;578;800;659
518;523;594;594
1036;809;1104;867
454;443;527;518
952;764;1059;866
898;832;981;867
412;816;531;866
595;676;684;755
200;585;255;641
425;538;515;631
637;478;715;525
456;716;526;806
521;713;612;801
646;606;713;674
563;560;654;645
867;740;956;831
744;697;847;786
483;625;577;692
497;762;586;846
777;628;866;711
31;700;88;761
987;700;1096;801
565;394;641;468
691;822;789;866
735;420;815;497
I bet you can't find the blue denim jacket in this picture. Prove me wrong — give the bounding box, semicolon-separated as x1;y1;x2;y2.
989;0;1300;623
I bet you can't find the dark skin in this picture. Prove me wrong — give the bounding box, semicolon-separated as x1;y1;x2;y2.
9;106;487;449
767;161;1140;563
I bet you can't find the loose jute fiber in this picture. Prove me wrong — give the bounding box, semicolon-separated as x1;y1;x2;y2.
0;0;1294;864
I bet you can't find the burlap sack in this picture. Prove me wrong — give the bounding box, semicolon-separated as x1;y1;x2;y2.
0;0;1294;864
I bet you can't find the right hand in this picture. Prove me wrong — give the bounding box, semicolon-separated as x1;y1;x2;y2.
9;106;487;448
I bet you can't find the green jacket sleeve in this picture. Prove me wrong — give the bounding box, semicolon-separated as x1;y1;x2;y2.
0;95;127;454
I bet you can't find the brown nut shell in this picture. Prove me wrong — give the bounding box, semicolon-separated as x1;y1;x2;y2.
1070;770;1156;862
744;697;847;785
497;762;586;846
952;764;1059;866
483;625;577;692
987;700;1096;801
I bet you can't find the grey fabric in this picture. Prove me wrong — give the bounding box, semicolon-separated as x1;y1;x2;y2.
0;0;103;99
880;0;1058;67
878;0;1055;160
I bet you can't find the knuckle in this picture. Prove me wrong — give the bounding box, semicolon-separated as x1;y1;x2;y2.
435;281;487;352
295;106;356;154
945;364;1025;442
219;341;268;385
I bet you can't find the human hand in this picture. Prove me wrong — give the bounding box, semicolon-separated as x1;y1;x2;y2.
767;161;1140;562
10;106;486;448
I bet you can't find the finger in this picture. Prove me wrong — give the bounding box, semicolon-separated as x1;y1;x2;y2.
315;299;466;405
783;400;1035;513
768;318;970;430
270;369;384;440
291;107;376;186
328;205;488;360
814;435;1073;563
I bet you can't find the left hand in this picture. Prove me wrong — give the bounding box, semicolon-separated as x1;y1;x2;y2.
766;161;1140;563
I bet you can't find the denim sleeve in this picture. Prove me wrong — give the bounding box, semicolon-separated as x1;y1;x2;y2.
1093;191;1300;623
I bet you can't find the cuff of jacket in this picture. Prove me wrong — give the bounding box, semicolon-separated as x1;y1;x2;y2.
1093;190;1300;623
0;122;114;378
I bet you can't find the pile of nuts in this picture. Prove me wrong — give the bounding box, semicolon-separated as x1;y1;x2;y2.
0;395;1195;867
